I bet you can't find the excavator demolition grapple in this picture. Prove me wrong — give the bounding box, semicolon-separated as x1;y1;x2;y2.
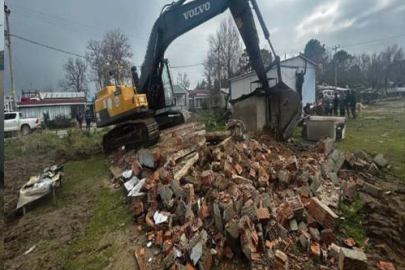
95;0;302;153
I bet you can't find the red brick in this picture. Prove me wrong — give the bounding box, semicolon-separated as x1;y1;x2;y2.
156;230;164;245
133;202;144;216
132;160;142;175
377;261;396;270
308;198;338;229
321;229;336;247
235;163;243;175
310;242;321;259
224;161;233;178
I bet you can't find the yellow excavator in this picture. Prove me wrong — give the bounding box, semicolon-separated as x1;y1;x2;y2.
95;0;302;153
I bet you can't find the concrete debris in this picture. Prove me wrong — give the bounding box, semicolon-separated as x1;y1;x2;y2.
338;247;367;270
362;182;383;198
108;122;391;270
373;154;388;168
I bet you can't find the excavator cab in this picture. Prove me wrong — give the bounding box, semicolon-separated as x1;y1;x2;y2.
161;60;176;108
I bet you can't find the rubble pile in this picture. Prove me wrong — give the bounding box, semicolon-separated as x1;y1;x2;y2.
109;123;393;270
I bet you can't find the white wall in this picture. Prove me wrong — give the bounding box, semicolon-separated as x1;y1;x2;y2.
231;57;316;106
19;105;73;121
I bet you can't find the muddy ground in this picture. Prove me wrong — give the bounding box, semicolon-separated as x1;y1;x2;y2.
3;155;139;270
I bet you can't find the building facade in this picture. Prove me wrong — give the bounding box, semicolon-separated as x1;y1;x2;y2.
230;54;317;106
17;91;86;121
173;85;189;111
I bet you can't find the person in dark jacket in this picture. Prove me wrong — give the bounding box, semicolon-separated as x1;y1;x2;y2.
345;91;351;118
76;111;83;129
85;109;92;131
339;96;346;117
333;92;339;116
295;70;306;99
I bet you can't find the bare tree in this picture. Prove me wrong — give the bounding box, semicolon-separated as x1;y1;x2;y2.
177;72;190;90
86;29;133;90
204;17;242;108
60;57;89;93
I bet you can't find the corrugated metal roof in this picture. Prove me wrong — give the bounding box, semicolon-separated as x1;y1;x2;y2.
173;85;187;94
39;92;86;99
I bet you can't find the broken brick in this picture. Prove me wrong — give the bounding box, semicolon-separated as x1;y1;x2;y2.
224;161;233;178
201;170;214;186
133;202;144;216
274;249;289;270
321;229;336;247
156;230;164;245
377;261;396;270
308;198;338;229
310;242;321;259
368;163;379;175
234;163;243;175
286;156;298;171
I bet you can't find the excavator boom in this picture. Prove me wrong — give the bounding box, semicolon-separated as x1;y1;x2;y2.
97;0;302;153
139;0;301;139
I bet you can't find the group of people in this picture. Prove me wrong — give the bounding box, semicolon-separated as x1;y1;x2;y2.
325;91;357;119
76;109;93;130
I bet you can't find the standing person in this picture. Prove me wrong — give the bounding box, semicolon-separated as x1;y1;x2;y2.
295;70;306;99
76;110;83;129
85;109;92;131
333;92;339;116
350;91;357;119
339;95;346;117
345;91;351;118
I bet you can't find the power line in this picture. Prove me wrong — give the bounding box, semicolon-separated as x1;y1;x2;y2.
340;34;405;48
10;34;86;59
170;63;204;69
8;4;104;34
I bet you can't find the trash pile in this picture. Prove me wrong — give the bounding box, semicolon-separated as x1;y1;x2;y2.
17;165;64;210
109;123;392;270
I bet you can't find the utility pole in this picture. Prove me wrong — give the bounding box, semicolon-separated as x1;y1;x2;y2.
332;45;340;89
5;4;17;110
216;45;222;109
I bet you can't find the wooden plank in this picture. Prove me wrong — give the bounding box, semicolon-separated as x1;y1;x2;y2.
134;249;147;270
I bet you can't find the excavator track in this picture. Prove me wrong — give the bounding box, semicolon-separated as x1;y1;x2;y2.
102;118;159;154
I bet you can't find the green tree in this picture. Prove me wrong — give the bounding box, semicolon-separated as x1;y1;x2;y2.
304;39;327;66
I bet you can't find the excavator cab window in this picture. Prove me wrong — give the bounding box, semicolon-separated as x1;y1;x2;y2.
161;61;175;107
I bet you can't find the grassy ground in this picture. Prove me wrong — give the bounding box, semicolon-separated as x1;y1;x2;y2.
191;110;227;132
4;129;104;161
294;99;405;180
59;158;133;270
336;99;405;180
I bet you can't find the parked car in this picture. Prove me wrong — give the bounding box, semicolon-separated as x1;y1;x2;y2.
4;112;41;136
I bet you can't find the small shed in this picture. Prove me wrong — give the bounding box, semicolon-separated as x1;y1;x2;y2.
17;91;86;121
173;85;189;110
230;54;317;106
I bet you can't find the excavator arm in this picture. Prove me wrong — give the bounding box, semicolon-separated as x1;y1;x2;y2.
139;0;301;140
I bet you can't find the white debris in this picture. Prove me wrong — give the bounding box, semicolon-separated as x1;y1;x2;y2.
122;170;133;180
128;178;146;197
24;245;37;255
153;211;169;224
124;176;139;191
190;242;203;265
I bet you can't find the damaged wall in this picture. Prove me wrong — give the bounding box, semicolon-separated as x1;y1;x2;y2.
230;55;316;106
232;95;267;131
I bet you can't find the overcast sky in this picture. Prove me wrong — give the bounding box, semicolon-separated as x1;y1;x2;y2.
4;0;405;98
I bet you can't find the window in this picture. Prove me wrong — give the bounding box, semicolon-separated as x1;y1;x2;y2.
5;113;17;120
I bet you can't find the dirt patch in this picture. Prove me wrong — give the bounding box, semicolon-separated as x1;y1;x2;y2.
4;155;95;270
